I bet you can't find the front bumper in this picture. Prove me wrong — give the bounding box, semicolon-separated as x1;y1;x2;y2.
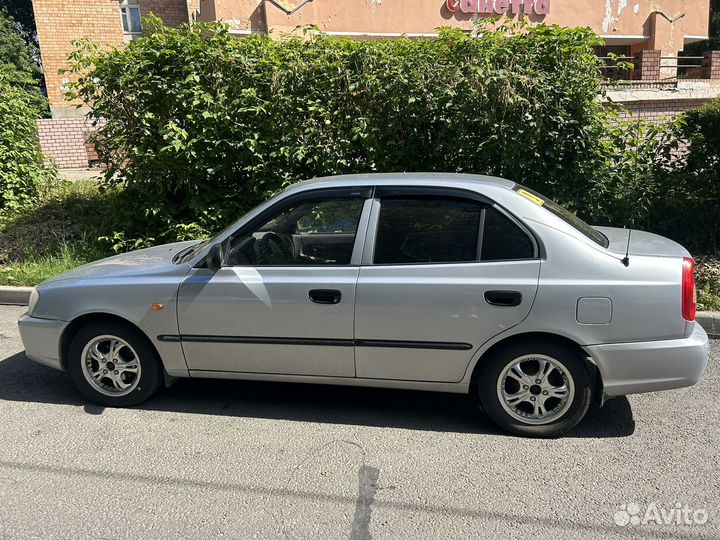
586;323;709;397
18;314;68;371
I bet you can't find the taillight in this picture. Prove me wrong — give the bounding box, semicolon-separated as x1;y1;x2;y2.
682;257;696;322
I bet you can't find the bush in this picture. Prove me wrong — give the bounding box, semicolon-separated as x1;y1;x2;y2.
695;254;720;311
67;19;612;243
0;9;47;116
676;99;720;251
0;65;55;211
582;112;687;227
65;18;716;255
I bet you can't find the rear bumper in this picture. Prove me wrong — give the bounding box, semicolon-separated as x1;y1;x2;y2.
18;314;67;371
586;324;709;397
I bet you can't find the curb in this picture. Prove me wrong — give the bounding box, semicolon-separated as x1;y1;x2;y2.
0;286;33;306
0;285;718;338
696;311;720;339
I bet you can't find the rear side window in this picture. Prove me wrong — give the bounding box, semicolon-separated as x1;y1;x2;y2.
373;195;536;265
374;197;482;264
481;207;535;261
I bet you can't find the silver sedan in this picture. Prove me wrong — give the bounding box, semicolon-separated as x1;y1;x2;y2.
18;173;709;436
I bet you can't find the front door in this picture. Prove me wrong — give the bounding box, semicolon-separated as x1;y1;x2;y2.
354;188;541;383
177;189;372;377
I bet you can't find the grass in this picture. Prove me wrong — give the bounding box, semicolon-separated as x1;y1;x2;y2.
0;179;115;286
0;243;104;286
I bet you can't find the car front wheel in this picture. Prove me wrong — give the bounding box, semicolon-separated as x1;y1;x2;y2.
68;321;162;407
477;340;593;437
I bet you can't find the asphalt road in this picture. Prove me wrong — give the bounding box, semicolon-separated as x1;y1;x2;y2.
0;304;718;540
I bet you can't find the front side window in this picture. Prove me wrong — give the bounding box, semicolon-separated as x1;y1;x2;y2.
120;1;142;34
226;197;365;266
374;197;482;264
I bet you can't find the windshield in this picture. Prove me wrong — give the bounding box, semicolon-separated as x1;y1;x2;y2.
513;185;609;248
173;206;261;264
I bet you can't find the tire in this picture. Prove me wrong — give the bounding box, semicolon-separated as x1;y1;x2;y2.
476;340;593;437
68;321;162;407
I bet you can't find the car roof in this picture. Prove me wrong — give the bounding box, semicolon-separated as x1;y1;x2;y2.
287;172;516;192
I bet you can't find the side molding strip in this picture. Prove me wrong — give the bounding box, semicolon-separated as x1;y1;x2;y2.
355;339;473;351
157;334;473;351
158;335;353;347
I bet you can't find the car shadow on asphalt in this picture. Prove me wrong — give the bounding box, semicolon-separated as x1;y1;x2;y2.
0;352;635;438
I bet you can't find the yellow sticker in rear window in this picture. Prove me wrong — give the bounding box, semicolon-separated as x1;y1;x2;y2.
516;189;544;206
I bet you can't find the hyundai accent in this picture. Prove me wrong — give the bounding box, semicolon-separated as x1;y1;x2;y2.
18;173;709;436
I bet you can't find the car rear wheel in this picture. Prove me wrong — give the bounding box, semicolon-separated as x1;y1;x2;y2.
477;340;593;437
68;321;162;407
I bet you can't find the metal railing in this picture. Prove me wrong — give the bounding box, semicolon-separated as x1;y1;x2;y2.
659;56;704;80
597;55;707;82
597;56;634;81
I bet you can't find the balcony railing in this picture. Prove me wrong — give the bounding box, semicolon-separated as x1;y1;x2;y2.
597;51;720;84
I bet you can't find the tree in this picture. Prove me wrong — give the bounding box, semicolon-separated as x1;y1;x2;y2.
0;0;37;48
0;9;47;115
707;0;720;52
0;65;54;210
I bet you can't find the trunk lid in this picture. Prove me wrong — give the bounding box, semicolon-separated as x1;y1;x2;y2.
594;226;691;258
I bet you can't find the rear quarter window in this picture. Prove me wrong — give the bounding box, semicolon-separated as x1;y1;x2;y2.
481;207;535;261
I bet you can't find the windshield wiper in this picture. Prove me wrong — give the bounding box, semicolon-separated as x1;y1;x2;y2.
173;241;205;264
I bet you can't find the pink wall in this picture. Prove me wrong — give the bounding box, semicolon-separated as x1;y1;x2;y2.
36;119;92;169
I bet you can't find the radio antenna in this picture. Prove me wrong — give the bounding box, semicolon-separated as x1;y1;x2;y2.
621;228;632;267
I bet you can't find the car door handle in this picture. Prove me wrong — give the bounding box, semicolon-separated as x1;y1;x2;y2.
309;289;342;305
484;290;522;307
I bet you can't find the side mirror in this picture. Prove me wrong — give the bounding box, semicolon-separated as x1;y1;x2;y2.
205;243;224;270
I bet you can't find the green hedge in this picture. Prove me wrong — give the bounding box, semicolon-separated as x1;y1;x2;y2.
679;100;720;250
67;19;616;241
65;19;716;252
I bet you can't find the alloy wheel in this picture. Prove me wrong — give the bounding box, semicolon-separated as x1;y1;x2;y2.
496;354;575;425
80;335;141;397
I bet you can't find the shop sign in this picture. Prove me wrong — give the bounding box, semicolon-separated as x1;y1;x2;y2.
446;0;550;15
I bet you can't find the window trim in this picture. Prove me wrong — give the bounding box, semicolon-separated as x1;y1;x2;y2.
362;187;539;266
119;1;142;35
216;186;374;268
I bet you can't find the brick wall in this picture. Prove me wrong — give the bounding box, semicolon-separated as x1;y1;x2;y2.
702;51;720;80
608;98;715;122
33;0;125;114
142;0;192;28
633;50;661;81
36;118;94;169
32;0;191;115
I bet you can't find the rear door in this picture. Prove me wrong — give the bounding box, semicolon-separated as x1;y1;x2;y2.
354;187;541;382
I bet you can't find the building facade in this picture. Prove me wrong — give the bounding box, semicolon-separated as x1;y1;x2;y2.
199;0;709;55
30;0;717;168
33;0;713;117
